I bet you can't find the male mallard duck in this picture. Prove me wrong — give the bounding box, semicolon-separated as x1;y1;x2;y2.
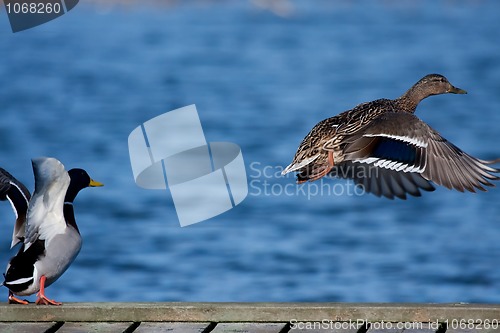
0;157;103;305
282;74;500;199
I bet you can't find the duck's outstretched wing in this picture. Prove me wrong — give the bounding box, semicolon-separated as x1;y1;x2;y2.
25;158;70;250
0;168;31;248
332;162;435;200
340;112;500;197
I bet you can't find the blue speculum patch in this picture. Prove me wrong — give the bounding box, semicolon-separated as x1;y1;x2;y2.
372;138;417;164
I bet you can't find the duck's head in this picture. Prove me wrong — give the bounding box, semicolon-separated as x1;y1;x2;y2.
415;74;467;96
65;168;103;203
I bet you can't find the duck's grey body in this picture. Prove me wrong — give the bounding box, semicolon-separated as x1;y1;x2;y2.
9;227;82;296
40;226;82;289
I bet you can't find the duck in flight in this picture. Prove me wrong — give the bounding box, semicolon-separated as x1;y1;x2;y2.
282;74;500;199
0;157;103;305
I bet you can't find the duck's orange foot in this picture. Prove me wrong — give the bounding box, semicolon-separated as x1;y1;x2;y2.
8;293;29;305
297;168;331;183
34;275;62;305
35;294;62;306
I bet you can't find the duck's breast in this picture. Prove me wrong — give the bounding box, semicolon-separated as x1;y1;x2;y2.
34;225;82;287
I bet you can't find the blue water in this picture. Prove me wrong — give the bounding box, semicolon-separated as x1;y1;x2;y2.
0;1;500;303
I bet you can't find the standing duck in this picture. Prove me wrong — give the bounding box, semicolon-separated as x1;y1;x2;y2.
1;157;103;305
282;74;500;199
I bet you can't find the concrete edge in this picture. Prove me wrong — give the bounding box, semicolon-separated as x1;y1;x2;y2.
0;302;498;323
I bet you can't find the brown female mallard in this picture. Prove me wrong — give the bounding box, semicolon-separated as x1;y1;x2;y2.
282;74;500;199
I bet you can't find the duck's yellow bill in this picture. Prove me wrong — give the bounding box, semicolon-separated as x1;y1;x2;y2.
89;179;104;187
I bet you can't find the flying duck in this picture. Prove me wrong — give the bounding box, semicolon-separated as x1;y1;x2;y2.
1;157;103;305
282;74;500;199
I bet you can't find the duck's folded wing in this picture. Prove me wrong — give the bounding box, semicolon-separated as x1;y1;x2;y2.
0;168;31;248
25;158;70;250
3;240;45;292
340;112;500;195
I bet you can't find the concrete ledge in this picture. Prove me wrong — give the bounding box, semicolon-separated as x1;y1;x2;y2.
0;302;499;323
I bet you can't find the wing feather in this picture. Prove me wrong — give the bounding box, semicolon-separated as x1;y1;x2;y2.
0;168;31;248
342;112;500;194
25;158;70;250
333;162;434;199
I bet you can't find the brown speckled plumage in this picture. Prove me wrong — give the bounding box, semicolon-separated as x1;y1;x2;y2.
283;74;500;199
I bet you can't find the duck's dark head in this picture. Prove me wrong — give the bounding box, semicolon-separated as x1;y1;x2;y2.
65;168;103;203
397;74;467;112
415;74;467;96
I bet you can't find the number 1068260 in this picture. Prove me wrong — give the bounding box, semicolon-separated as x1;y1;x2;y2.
5;2;61;14
445;319;499;330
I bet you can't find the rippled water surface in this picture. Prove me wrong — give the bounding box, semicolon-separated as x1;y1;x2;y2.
0;1;500;303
